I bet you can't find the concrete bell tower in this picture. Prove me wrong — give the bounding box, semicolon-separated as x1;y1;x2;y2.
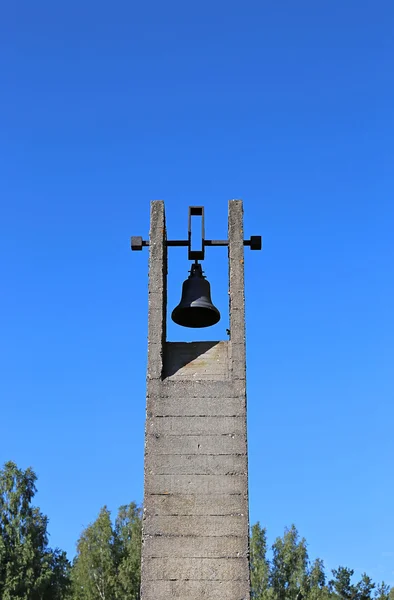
132;200;261;600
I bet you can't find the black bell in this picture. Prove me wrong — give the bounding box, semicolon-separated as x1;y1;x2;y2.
171;263;221;328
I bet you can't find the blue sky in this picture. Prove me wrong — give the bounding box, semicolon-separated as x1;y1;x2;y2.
1;0;393;585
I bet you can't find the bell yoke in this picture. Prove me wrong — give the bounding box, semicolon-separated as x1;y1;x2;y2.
131;205;262;328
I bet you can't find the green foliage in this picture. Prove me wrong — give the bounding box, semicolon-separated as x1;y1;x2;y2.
114;503;142;599
330;567;357;600
43;549;72;600
0;461;71;600
250;525;390;600
250;522;270;600
357;574;376;600
71;503;142;600
271;525;309;600
1;459;390;600
309;558;326;589
308;558;330;600
375;582;390;600
71;506;117;600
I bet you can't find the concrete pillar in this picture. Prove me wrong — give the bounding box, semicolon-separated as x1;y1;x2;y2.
141;200;250;600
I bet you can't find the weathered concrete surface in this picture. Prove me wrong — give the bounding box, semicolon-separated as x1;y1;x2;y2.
146;453;247;475
143;534;249;557
147;396;246;416
147;415;244;435
141;200;250;599
164;341;229;380
144;515;247;536
145;493;247;516
145;433;247;455
142;579;249;600
142;556;250;580
145;473;248;495
154;378;245;398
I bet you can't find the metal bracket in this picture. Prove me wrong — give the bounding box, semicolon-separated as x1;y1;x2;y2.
131;236;149;251
131;235;262;251
188;206;205;261
245;235;262;251
131;206;262;254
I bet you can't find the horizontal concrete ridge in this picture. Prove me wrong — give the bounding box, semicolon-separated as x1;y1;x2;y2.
146;433;247;455
146;453;247;475
143;515;248;537
147;396;246;416
144;493;247;516
143;535;249;558
142;556;250;581
145;473;248;495
147;415;245;435
141;578;249;599
148;379;246;398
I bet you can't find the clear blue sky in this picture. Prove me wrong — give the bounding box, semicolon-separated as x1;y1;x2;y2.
1;0;393;585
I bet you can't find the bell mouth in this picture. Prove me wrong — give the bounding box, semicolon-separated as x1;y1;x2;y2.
171;305;220;328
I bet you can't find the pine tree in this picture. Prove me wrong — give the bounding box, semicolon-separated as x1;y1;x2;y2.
330;567;357;600
357;573;375;600
375;582;390;600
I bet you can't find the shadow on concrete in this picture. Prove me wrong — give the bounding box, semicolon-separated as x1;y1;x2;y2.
163;341;223;379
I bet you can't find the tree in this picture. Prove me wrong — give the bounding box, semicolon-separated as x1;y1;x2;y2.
71;506;117;600
308;558;329;600
43;549;72;600
71;503;142;600
248;523;389;600
330;567;356;600
375;582;390;600
356;573;375;600
271;525;309;600
250;522;270;600
309;558;326;589
0;461;71;600
114;502;142;600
